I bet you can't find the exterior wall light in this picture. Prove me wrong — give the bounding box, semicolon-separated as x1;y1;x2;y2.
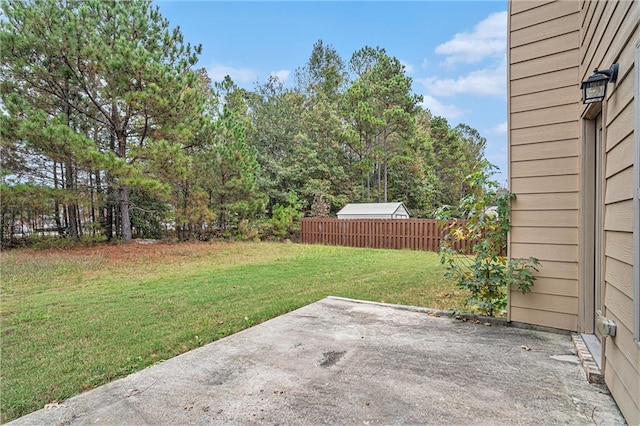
581;63;619;104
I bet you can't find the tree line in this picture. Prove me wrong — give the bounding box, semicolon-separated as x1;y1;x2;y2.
0;0;488;246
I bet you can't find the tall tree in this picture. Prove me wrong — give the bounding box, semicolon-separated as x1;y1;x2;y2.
295;39;348;102
294;40;352;212
247;76;303;211
387;108;438;216
454;123;487;198
426;116;468;210
1;0;202;242
193;105;263;232
343;46;422;202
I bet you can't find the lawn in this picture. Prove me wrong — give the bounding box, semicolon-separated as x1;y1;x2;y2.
0;241;462;422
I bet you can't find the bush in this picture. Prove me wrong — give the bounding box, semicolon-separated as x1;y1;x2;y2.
435;162;539;317
260;191;304;241
234;219;261;242
13;234;108;250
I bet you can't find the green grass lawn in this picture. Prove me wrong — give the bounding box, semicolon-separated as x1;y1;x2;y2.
0;241;462;422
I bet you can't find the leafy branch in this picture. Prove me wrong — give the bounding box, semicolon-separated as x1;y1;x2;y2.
435;161;539;317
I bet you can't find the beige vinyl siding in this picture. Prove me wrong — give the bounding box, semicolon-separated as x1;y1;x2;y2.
511;175;579;193
508;0;581;330
510;227;579;245
511;1;577;30
605;168;635;204
511;243;578;263
511;104;580;128
510;210;577;227
604;200;634;232
511;157;579;177
511;292;579;314
511;13;579;48
606;257;634;299
526;259;578;281
510;122;578;145
607;101;634;150
511;50;579;82
511;67;578;97
509;306;577;330
580;0;640;423
603;356;639;426
510;2;639;421
511;87;578;113
511;192;579;210
521;277;578;297
606;133;634;178
512;33;580;64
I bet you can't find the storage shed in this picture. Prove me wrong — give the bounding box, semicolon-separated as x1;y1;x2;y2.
336;202;410;219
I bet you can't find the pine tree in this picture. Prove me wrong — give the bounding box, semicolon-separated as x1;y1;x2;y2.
1;0;203;242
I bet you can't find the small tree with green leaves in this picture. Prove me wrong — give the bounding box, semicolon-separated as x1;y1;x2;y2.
435;162;539;317
256;191;305;241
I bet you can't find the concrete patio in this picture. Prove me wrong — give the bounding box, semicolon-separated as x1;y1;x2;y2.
11;297;625;425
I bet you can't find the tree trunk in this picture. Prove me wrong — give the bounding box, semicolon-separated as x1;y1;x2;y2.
376;162;381;203
119;185;132;242
114;200;121;239
116;134;132;243
89;171;96;236
183;180;189;240
10;210;16;241
106;188;114;241
95;169;106;234
114;100;132;242
76;204;83;237
218;196;226;231
61;164;69;232
383;130;388;203
65;160;79;239
63;80;79;239
52;161;64;236
105;128;116;241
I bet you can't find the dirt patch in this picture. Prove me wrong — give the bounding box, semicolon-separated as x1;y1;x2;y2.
2;241;230;267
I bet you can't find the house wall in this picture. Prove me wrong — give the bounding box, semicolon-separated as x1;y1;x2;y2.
579;1;639;423
508;0;582;331
508;1;639;423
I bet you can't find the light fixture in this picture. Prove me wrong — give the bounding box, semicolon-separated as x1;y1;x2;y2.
581;63;619;104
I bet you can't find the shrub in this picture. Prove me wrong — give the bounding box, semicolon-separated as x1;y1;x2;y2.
435;162;539;317
260;191;304;241
234;219;261;242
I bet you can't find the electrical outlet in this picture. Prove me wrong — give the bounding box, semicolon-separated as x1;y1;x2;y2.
596;315;617;337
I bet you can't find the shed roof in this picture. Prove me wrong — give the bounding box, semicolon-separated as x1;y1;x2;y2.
336;202;408;216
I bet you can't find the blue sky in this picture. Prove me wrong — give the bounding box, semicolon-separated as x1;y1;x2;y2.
157;1;509;184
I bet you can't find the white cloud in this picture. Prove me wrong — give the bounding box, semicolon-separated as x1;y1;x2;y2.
421;95;466;119
418;60;506;97
400;60;415;74
435;11;507;66
270;69;291;83
421;58;429;70
489;121;508;135
208;64;258;84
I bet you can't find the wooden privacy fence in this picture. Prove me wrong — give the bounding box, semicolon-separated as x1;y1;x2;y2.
300;218;473;254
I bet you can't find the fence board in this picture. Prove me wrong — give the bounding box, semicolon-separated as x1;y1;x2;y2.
300;218;473;254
